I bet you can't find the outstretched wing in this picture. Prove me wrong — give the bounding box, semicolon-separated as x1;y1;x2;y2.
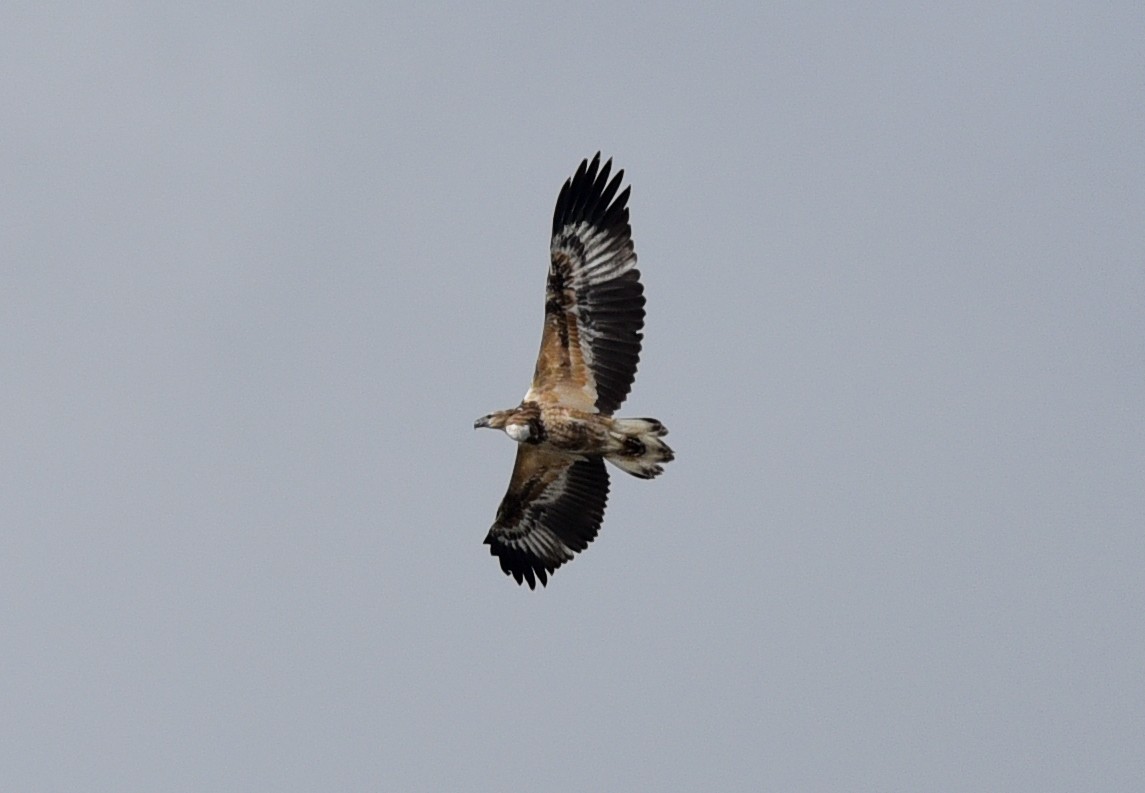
484;446;610;589
526;153;645;416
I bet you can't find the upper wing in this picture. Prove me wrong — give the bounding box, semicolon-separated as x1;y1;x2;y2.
527;153;645;416
484;445;610;589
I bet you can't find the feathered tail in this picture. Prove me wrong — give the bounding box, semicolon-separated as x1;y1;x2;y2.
606;418;674;479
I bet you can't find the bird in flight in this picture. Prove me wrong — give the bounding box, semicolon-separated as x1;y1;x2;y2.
474;153;673;588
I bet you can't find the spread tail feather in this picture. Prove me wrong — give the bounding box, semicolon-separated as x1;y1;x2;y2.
606;418;674;479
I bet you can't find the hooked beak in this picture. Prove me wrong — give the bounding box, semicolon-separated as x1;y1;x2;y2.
474;415;491;429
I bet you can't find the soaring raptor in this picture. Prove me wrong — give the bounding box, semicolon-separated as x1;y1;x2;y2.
475;154;673;588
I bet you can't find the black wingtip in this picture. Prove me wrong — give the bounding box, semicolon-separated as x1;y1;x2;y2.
552;153;628;237
484;533;551;590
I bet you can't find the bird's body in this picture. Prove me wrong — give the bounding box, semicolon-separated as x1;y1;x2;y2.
477;403;670;477
475;154;673;588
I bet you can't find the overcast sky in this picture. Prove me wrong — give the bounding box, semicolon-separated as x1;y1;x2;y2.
3;2;1143;791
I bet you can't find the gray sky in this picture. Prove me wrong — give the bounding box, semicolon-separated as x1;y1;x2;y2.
3;2;1143;791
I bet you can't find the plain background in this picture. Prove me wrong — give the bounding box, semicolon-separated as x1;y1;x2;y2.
3;3;1143;791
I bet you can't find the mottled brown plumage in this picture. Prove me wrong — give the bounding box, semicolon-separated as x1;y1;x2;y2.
475;154;673;588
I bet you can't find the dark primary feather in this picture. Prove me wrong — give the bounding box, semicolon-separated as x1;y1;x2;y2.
547;153;645;415
484;450;610;589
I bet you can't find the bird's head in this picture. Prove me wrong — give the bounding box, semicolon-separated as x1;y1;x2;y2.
474;411;510;430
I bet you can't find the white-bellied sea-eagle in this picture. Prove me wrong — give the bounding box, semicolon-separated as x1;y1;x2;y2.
474;154;673;588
